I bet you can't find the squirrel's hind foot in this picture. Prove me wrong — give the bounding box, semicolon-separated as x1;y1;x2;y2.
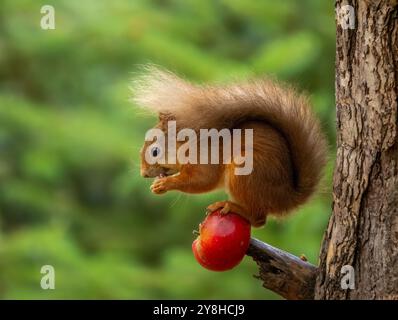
206;201;267;227
206;200;249;219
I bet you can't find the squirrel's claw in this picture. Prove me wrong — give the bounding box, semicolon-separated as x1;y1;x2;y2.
220;203;231;214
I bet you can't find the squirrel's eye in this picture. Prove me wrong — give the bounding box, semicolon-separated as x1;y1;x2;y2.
151;147;160;157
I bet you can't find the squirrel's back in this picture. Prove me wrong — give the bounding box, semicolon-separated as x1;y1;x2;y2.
134;66;328;215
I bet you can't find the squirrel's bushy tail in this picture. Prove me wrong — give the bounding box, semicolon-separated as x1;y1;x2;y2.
133;66;328;209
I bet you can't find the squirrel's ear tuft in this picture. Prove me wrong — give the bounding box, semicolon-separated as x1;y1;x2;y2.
158;112;176;131
159;112;176;122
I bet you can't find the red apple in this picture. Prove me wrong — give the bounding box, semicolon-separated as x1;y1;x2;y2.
192;210;251;271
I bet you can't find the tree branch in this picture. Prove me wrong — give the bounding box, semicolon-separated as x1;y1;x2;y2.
246;238;318;300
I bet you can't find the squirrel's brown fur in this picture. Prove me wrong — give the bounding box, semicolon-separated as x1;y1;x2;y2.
134;66;328;227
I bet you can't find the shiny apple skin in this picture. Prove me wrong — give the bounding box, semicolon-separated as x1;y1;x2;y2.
192;210;251;271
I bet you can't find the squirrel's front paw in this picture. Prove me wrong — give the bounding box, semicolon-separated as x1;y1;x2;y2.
150;178;170;194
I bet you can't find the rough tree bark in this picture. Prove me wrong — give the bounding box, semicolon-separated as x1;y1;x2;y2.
315;0;398;299
248;0;398;299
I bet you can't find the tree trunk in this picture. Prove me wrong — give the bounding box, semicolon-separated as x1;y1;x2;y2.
248;0;397;299
315;0;398;299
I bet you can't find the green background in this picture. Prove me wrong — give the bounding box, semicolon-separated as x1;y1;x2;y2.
0;0;335;299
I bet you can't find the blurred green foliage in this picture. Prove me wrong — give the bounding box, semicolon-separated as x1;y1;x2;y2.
0;0;335;299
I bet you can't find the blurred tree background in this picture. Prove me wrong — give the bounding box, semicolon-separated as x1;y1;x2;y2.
0;0;335;299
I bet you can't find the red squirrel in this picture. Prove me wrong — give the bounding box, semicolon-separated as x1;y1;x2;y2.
134;67;327;227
